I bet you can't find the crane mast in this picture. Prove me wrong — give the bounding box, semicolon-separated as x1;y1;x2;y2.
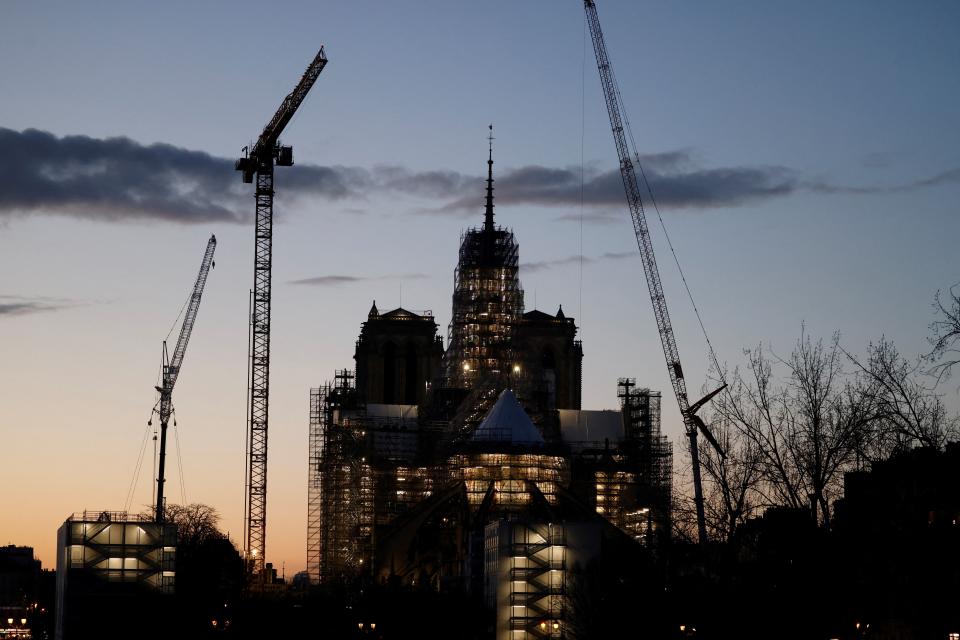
155;234;217;522
583;0;724;544
235;46;328;575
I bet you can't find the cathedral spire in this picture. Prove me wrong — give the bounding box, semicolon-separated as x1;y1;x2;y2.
484;124;495;232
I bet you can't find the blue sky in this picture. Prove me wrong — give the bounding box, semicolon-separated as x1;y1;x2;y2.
1;0;958;574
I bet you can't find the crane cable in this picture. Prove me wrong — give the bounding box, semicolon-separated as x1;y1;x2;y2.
606;45;727;388
123;348;166;513
578;12;587;339
123;415;155;513
165;289;192;344
173;413;188;506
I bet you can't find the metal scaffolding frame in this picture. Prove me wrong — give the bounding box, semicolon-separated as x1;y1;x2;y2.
306;384;328;583
607;378;672;544
445;225;524;388
309;369;452;583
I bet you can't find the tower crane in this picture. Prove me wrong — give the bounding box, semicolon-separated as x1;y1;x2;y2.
153;234;217;522
583;0;725;545
235;46;328;574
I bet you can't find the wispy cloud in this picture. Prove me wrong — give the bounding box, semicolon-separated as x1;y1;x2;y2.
555;210;623;225
805;168;960;195
521;250;634;274
288;272;429;287
0;294;79;317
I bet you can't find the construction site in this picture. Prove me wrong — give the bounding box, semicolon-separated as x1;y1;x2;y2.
305;127;676;638
51;2;759;639
6;0;953;638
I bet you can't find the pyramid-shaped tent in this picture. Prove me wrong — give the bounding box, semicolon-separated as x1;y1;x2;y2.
471;389;544;446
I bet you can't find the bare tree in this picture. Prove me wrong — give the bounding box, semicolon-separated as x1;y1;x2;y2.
928;284;960;383
669;463;699;544
698;412;764;542
847;337;958;452
144;503;224;546
708;330;877;528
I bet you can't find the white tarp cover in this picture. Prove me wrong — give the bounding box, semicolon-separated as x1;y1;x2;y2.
471;389;544;444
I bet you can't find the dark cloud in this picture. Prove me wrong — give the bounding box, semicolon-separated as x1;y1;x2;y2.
4;128;956;225
0;128;357;223
521;250;635;274
289;272;429;287
0;294;77;317
430;150;799;214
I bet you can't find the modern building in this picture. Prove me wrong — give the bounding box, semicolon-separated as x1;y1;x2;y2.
55;511;176;640
306;141;671;638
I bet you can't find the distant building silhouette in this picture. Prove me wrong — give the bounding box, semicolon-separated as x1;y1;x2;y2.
0;545;41;638
832;444;960;636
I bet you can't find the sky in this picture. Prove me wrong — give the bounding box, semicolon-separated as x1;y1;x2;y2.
1;1;958;577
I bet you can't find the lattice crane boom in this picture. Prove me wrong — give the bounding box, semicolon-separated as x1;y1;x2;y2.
235;46;328;575
155;234;217;522
584;0;724;544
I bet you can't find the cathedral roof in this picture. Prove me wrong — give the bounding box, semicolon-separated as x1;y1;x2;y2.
471;389;544;446
380;307;428;320
523;309;559;322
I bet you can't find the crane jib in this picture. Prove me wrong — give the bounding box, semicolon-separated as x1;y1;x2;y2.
154;234;217;523
584;0;724;545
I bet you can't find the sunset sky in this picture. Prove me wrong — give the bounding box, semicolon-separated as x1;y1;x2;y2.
2;0;958;577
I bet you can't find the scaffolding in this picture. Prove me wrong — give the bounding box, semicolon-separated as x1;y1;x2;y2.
313;368;454;583
306;385;328;583
445;225;524;389
580;379;674;545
